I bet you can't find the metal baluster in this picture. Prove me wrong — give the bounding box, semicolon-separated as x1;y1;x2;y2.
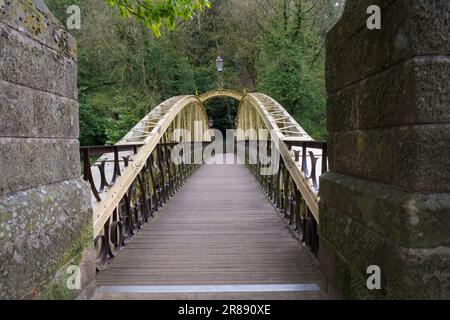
166;145;174;197
283;165;290;217
123;155;131;168
82;149;101;202
308;151;319;192
149;153;159;212
294;189;302;234
96;160;109;193
111;146;121;184
157;146;167;205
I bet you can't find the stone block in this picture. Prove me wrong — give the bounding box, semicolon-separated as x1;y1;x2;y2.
0;138;81;196
328;124;450;193
320;173;450;249
327;57;450;133
321;235;450;299
327;0;450;94
326;0;395;56
37;247;97;300
350;266;386;300
0;0;77;60
320;185;450;299
320;205;387;277
385;245;450;299
0;178;92;299
326;23;390;94
0;22;77;100
0;79;79;138
319;238;352;299
328;128;396;184
389;0;450;64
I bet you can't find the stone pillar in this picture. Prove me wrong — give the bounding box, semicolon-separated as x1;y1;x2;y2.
0;1;95;299
320;0;449;299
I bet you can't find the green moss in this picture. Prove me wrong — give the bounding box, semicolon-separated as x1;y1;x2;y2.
37;222;93;300
45;196;53;205
0;211;12;223
56;222;93;271
39;279;75;300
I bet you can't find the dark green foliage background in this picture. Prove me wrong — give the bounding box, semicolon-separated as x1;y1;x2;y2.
46;0;344;145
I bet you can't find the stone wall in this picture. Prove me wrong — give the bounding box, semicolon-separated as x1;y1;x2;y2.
320;0;449;299
0;0;95;299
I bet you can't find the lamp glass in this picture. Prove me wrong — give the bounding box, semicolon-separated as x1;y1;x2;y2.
215;56;224;72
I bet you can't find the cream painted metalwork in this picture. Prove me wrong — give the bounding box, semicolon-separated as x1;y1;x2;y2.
92;95;211;237
198;89;245;103
236;93;320;222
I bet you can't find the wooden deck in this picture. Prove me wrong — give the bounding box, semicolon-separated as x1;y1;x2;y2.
96;157;322;299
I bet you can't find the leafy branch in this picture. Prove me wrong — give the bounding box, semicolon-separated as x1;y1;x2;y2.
106;0;211;37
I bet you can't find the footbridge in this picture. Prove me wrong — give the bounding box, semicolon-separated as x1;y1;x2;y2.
81;90;328;299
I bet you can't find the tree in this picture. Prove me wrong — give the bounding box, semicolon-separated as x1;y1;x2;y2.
106;0;211;37
46;0;346;145
256;0;344;139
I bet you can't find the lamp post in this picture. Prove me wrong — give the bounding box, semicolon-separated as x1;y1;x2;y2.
215;55;224;89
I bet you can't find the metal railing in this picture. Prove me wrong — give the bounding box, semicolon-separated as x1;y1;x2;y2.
244;139;328;256
80;142;206;270
285;140;328;193
80;144;143;202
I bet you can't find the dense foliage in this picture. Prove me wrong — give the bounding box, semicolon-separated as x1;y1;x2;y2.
46;0;344;145
106;0;210;37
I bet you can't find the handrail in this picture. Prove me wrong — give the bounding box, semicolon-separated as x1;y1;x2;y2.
80;143;144;156
80;94;211;270
236;93;328;256
242;139;328;256
91;96;210;239
82;141;207;270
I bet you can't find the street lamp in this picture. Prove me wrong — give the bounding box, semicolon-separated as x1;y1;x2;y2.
215;56;224;72
215;56;224;89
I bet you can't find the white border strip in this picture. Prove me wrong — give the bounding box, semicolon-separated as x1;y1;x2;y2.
98;284;320;294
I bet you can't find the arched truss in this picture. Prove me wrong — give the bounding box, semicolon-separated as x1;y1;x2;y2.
235;93;327;254
90;95;211;238
83;90;327;268
198;89;245;103
235;93;320;221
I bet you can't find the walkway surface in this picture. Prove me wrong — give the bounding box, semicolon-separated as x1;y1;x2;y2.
95;156;322;300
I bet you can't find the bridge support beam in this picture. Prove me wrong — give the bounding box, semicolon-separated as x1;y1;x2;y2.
320;0;449;299
0;1;95;299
